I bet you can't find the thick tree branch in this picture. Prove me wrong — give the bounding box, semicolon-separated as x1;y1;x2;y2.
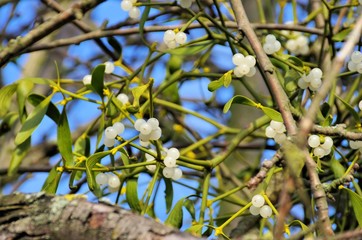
0;193;203;240
0;0;105;67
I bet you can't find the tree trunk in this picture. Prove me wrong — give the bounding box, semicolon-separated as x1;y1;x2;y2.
0;193;203;240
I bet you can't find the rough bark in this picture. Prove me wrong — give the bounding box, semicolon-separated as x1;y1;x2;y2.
0;193;203;240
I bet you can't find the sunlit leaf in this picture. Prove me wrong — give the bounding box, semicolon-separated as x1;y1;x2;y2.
332;28;352;42
222;70;233;88
260;106;283;122
27;94;60;123
16;80;33;119
165;40;213;55
165;197;184;228
126;178;142;213
207;79;223;92
8;137;30;176
42;161;62;194
330;157;345;178
85;151;110;191
131;79;152;108
223;95;257;113
0;83;17;117
58;108;73;166
14;93;53;145
342;187;362;227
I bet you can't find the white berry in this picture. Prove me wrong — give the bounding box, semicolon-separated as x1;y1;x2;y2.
251;194;265;208
146;158;156;172
313;146;326;158
113;122;125;135
104;137;115;147
164;30;176;43
82;74;92;85
164;156;177;167
163;167;175;178
308;135;320;148
149;127;162;140
310;68;323;79
167;148;180;159
139;123;152;135
147;118;159;129
320;136;333;150
232;53;245;66
117;93;129;105
359;100;362;111
265;34;276;43
244;55;256;67
108;175;121;188
249;205;261;215
260;205;272;218
175;32;187;45
134;119;146;131
351;51;362;63
104;61;115;74
95;173;108;185
105;126;117;139
121;0;133;11
171;168;183;180
246;67;257;77
129;6;140;19
265;126;276;138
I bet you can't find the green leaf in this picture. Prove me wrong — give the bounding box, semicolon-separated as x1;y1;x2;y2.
28;94;60;123
289;220;313;239
164;178;173;213
184;198;196;220
58;109;74;166
139;0;150;43
207;79;223;92
131;79;153;108
0;112;18;136
74;135;90;157
342;187;362;227
223;95;257;113
260;106;283;122
42;161;63;194
14;93;53;145
126;178;142;213
222;70;233;88
330;157;345;178
68;160;85;190
288;56;304;67
332;28;352;42
0;83;17;117
85;151;110;191
284;68;299;93
335;95;360;123
91;64;105;97
165;198;184;228
16;80;33;119
165;40;213;55
8;138;30;176
18;77;56;86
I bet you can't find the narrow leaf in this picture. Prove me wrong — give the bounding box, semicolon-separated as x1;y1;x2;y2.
288;56;304;67
223;95;257;113
28;94;60;123
164;178;173;213
131;79;152;108
260;106;283;122
165;198;184;228
166;41;213;55
91;64;105;97
139;0;150;43
17;80;33;119
58;109;73;166
342;187;362;227
85;151;110;190
335;95;360;123
332;28;352;42
184;199;196;220
222;70;233;87
42;162;62;194
126;178;142;213
0;83;17;117
15;93;53;145
8;138;30;176
207;79;223;92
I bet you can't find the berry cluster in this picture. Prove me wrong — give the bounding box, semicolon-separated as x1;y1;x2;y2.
263;34;281;55
286;35;309;56
232;53;257;78
178;0;194;8
265;120;287;144
297;68;323;91
117;93;129;105
104;122;125;147
95;173;121;192
120;0;141;19
134;118;162;147
163;30;187;49
145;148;183;180
308;135;333;158
347;51;362;73
249;194;273;218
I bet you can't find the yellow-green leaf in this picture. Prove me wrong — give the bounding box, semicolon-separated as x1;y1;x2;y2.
165;40;213;55
15;93;53;145
207;79;223;92
342;187;362;227
42;162;62;194
126;178;142;213
131;79;153;108
91;64;105;98
223;95;257;113
0;83;17;117
330;157;345;178
332;28;352;42
58;109;73;166
8;138;30;176
260;106;283;122
85;151;110;190
165;197;184;228
222;70;233;87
